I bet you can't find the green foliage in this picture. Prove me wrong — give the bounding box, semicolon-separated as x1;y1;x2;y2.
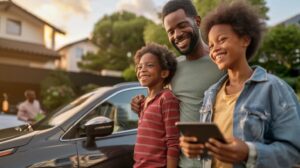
193;0;269;19
252;25;300;76
41;70;73;90
281;77;299;90
297;78;300;93
42;85;75;112
144;22;179;55
123;65;138;81
79;11;150;71
80;83;100;94
282;77;300;100
193;0;219;18
41;71;75;111
78;52;103;71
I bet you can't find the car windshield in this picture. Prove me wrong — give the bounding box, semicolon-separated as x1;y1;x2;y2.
32;87;111;130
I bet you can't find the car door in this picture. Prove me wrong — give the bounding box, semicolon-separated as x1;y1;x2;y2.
63;87;147;168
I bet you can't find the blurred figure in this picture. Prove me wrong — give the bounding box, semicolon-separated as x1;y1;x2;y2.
17;90;43;123
2;93;9;113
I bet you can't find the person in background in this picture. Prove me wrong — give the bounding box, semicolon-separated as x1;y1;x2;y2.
17;90;43;123
179;1;300;168
131;1;224;167
133;43;180;168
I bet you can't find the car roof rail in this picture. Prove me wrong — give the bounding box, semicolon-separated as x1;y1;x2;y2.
113;82;140;88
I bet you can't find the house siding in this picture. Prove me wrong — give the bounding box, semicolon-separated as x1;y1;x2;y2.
59;40;98;72
0;11;44;45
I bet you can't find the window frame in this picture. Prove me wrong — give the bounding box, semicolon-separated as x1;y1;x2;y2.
75;47;84;59
61;86;147;141
6;18;22;36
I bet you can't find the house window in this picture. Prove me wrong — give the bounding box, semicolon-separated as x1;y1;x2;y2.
6;18;21;36
75;47;84;59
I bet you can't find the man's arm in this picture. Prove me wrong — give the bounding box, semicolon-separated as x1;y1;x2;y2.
17;104;28;122
167;157;178;168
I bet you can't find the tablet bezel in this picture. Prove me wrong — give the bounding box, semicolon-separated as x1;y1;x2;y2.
175;122;226;144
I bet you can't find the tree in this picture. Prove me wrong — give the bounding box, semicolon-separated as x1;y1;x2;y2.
80;83;100;94
252;25;300;76
78;11;150;71
144;22;176;51
123;65;137;81
193;0;269;19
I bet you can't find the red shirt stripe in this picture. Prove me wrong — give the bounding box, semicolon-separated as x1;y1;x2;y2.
134;89;180;168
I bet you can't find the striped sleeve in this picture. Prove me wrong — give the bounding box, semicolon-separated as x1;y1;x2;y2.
161;91;180;158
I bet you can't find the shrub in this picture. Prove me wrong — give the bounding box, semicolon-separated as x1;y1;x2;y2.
42;85;75;111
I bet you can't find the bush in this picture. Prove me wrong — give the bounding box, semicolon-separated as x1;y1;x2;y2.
80;83;100;94
41;71;76;112
282;77;300;101
42;85;75;111
123;65;137;81
282;77;300;90
296;77;300;100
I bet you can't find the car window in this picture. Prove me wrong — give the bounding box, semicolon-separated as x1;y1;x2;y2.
71;87;147;138
33;87;110;130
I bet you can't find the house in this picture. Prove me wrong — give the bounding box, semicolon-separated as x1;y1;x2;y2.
0;0;65;111
57;37;98;72
0;1;124;113
277;13;300;27
58;37;123;77
0;0;65;69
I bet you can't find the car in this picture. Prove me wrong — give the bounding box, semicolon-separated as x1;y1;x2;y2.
0;82;147;168
0;113;27;129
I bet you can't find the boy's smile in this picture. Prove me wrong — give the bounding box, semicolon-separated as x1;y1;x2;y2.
136;53;166;89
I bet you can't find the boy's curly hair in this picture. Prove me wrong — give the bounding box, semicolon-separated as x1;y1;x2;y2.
134;43;177;85
202;0;265;60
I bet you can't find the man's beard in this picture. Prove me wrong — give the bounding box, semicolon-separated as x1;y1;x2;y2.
172;25;200;55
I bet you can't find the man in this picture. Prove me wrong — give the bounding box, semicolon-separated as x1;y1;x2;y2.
131;0;223;167
17;90;43;123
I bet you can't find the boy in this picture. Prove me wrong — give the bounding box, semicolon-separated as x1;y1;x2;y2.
134;43;180;168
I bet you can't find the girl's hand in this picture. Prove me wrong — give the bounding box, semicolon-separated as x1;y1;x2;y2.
205;137;249;163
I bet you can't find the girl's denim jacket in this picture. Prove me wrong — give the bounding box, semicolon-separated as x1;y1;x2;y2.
199;66;300;168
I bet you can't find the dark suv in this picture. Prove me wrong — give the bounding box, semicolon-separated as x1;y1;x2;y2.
0;82;147;168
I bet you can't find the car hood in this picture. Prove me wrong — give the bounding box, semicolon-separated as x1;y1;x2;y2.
0;125;35;150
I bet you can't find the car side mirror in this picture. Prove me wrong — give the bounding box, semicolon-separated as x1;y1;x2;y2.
84;116;114;148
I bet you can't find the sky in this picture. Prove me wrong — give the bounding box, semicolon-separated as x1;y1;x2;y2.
11;0;300;49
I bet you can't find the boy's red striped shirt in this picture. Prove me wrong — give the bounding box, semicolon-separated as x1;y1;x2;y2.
134;89;180;168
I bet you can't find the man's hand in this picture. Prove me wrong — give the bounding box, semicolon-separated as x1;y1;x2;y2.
28;118;36;124
205;137;249;164
130;95;145;115
179;136;205;158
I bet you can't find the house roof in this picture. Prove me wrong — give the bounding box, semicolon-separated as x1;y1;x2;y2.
276;13;300;26
0;0;65;34
57;37;90;51
0;37;60;58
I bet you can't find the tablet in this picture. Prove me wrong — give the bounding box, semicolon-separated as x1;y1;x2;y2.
175;122;226;144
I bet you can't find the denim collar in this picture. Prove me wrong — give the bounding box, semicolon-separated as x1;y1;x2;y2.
247;66;268;83
209;65;268;92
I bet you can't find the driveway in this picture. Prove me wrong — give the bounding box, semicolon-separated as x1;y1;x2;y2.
0;113;26;129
